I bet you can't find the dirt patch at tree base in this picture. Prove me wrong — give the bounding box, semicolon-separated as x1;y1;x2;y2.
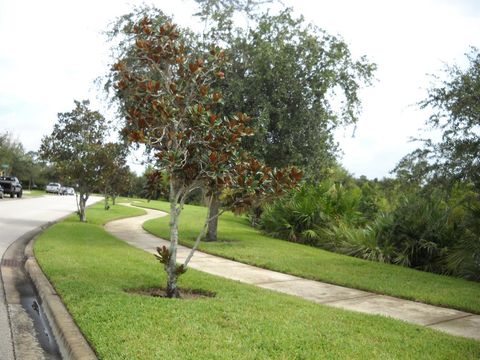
125;287;216;299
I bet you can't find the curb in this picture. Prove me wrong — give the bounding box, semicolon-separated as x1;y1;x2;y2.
24;232;98;360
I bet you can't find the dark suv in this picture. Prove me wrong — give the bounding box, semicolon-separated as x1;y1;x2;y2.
0;176;23;198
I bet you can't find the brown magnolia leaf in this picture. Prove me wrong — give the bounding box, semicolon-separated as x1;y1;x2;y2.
199;85;209;97
212;92;222;102
146;81;154;92
209;152;217;163
189;62;199;73
209;114;217;125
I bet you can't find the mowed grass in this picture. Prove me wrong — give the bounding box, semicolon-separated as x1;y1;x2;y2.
34;203;480;359
137;199;480;314
23;189;46;197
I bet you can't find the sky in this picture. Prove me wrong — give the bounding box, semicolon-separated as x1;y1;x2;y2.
0;0;479;178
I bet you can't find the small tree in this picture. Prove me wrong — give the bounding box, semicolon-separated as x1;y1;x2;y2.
97;142;130;209
110;11;300;297
40;100;109;222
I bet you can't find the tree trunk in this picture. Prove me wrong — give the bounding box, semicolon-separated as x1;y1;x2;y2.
79;193;88;222
112;195;116;205
250;205;262;227
166;186;180;298
206;193;220;242
104;187;109;210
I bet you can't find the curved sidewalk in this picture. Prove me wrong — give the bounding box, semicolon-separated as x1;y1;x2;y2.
105;206;480;341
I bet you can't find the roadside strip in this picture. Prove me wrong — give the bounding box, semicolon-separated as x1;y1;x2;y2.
25;236;97;360
1;223;97;360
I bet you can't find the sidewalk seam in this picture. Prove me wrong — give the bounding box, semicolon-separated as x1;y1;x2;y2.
425;314;474;327
320;293;378;304
254;279;299;285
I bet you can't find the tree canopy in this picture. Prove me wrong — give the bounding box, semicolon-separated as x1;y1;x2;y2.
396;48;480;190
40;100;111;222
197;4;376;177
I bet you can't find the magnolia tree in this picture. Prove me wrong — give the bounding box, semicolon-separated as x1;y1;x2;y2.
110;11;300;297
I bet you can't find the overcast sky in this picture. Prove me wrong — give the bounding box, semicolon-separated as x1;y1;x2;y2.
0;0;479;178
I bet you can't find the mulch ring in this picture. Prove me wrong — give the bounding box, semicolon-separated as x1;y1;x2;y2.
125;287;216;299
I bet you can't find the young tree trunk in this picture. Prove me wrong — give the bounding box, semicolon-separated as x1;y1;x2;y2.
166;183;180;298
206;192;220;242
79;193;88;222
250;205;262;227
104;187;109;210
112;195;116;205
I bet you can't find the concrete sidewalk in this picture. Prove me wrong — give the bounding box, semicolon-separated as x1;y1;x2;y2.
105;206;480;341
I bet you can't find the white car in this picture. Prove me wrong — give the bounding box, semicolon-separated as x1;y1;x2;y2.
61;186;75;195
46;182;62;194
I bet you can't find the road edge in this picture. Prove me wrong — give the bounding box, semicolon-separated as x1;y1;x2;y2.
24;231;98;360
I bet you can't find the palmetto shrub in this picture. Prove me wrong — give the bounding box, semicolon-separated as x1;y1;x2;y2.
377;194;452;271
328;194;452;271
324;213;396;263
260;181;362;245
261;179;480;281
447;201;480;281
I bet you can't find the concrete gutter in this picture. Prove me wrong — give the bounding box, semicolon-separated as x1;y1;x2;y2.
24;232;98;360
1;227;47;360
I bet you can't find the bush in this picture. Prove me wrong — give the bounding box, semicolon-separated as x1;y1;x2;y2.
261;178;480;282
447;201;480;281
324;213;395;263
260;181;362;245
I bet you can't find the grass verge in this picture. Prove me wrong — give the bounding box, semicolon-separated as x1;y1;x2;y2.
34;202;480;359
137;199;480;314
23;189;46;197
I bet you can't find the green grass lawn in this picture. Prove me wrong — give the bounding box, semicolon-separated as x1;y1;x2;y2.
34;203;480;359
136;199;480;314
23;189;46;197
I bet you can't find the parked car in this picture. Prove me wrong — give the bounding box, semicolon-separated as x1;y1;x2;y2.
46;182;62;194
0;176;23;198
61;186;75;195
0;185;4;199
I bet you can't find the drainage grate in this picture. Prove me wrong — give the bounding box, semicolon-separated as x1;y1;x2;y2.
1;258;22;267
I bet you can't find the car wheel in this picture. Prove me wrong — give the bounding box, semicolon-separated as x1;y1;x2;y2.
17;190;22;198
10;192;14;198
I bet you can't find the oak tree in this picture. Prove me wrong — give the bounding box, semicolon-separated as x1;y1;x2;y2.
396;48;480;191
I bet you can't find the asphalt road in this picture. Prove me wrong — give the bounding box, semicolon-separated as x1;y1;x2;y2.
0;194;99;359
